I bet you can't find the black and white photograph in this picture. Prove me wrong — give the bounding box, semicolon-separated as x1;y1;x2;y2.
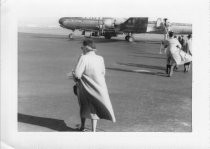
18;16;193;132
1;0;210;148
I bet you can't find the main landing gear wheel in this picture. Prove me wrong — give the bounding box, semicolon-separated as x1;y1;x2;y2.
125;35;134;42
125;35;129;41
128;36;134;42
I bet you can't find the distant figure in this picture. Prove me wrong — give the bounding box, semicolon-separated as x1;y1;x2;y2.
173;34;179;70
164;31;192;77
183;34;192;72
177;36;182;42
184;34;192;55
173;35;179;70
163;18;170;40
178;35;185;47
178;36;182;43
159;18;171;54
70;39;116;132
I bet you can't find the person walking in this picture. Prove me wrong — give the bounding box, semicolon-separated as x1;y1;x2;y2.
164;31;192;77
163;18;170;40
71;39;116;132
183;34;192;72
160;18;171;54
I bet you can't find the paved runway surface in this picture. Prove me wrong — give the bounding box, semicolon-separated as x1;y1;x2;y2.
18;32;192;132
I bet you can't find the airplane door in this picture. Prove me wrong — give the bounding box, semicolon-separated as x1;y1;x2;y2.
120;17;148;33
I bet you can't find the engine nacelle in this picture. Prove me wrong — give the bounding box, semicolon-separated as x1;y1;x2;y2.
103;18;115;28
114;18;127;25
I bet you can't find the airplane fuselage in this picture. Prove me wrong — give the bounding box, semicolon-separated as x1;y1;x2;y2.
59;17;103;31
59;17;192;41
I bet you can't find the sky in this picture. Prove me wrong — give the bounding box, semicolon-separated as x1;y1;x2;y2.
17;0;197;27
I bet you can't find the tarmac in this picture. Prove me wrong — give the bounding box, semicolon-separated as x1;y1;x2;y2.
18;32;192;132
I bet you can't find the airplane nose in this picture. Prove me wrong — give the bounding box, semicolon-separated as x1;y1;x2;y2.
59;17;66;25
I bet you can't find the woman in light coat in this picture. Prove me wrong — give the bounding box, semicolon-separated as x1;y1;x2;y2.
72;39;116;132
164;31;192;77
183;34;192;72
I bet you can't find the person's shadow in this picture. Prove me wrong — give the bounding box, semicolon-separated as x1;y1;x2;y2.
18;113;79;132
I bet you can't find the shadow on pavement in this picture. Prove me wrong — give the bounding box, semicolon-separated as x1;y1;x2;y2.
131;51;164;56
106;67;166;77
91;38;124;43
129;54;166;60
90;38;161;44
117;62;166;71
18;113;79;132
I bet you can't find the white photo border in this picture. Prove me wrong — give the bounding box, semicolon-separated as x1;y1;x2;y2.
1;0;210;148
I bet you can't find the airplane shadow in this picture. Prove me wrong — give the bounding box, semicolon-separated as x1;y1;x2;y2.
106;67;166;77
18;113;79;132
90;38;125;43
117;62;166;71
131;51;164;56
129;54;166;60
31;35;122;43
91;38;162;44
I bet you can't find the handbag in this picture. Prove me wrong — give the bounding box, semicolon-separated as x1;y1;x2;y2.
73;84;77;96
72;75;79;96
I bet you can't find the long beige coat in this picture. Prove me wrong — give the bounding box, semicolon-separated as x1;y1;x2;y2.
165;38;192;65
74;51;116;122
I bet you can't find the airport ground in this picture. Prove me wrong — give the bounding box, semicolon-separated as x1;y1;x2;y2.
18;32;192;132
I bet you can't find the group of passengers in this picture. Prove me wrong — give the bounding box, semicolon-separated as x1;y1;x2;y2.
163;31;192;77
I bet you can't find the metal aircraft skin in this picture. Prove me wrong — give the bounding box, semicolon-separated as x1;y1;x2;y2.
59;17;192;41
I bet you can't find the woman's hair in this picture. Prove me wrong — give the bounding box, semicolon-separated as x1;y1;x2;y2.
168;31;174;37
83;39;96;49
